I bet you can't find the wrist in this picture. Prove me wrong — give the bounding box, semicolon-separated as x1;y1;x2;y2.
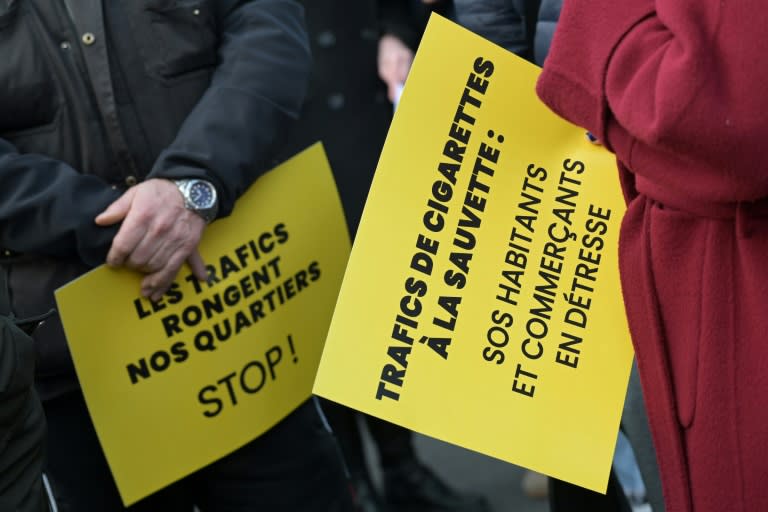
172;178;219;223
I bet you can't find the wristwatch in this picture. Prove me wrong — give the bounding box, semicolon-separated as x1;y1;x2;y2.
173;178;219;223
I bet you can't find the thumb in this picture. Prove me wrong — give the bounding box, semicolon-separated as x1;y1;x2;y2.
95;188;136;226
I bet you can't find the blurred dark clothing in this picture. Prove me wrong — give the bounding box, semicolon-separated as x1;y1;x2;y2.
278;0;454;235
623;362;665;512
44;393;353;511
279;0;392;237
453;0;540;61
0;1;357;510
549;472;631;512
532;0;560;64
0;315;47;512
0;0;310;401
380;0;454;51
453;0;563;65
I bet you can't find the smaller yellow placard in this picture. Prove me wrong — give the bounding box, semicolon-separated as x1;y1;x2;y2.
314;16;633;493
55;143;350;505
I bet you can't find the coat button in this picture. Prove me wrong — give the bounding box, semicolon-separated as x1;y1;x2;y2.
316;30;336;48
82;32;96;45
327;93;345;110
125;175;138;186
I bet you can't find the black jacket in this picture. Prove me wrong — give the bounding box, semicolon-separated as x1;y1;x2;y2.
279;0;391;238
379;0;453;51
0;0;310;397
279;0;450;237
454;0;541;62
0;316;47;511
532;0;560;65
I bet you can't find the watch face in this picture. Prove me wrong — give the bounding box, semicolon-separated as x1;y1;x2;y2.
188;181;216;209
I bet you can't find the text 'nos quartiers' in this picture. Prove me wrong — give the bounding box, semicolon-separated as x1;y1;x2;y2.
127;223;321;385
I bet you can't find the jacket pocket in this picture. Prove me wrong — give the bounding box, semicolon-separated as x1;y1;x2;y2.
649;204;705;429
138;0;218;80
0;1;59;134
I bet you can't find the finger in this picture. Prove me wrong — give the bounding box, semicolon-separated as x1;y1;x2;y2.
387;83;397;102
131;237;173;273
396;57;413;84
381;77;400;102
187;249;208;282
107;214;149;267
378;63;395;84
95;188;135;226
141;251;187;301
125;216;177;271
140;237;180;274
394;63;407;84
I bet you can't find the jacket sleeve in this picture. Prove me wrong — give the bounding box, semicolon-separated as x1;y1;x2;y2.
454;0;537;61
536;0;768;183
147;0;311;218
0;139;120;266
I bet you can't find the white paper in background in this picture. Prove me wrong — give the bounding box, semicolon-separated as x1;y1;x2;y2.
393;83;405;112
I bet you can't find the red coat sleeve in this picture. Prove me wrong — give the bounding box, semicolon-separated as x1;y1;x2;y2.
537;0;768;202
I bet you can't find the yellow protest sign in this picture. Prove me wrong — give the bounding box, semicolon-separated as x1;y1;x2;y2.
313;16;633;493
55;143;350;505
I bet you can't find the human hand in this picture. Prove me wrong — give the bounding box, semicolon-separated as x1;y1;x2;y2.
95;178;207;301
378;34;414;102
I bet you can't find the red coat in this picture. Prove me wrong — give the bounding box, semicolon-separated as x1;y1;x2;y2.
537;1;768;511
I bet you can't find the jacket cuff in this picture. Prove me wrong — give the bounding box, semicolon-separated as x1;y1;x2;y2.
535;0;655;149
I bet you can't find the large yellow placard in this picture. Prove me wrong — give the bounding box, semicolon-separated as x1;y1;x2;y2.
313;16;633;493
55;144;350;505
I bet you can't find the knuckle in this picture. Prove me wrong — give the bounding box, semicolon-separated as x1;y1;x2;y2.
133;209;154;224
149;220;173;238
110;242;130;260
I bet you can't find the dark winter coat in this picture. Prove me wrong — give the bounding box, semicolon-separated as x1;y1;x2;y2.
279;0;448;236
279;1;393;237
532;0;559;64
453;0;540;62
0;0;310;398
0;316;47;511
